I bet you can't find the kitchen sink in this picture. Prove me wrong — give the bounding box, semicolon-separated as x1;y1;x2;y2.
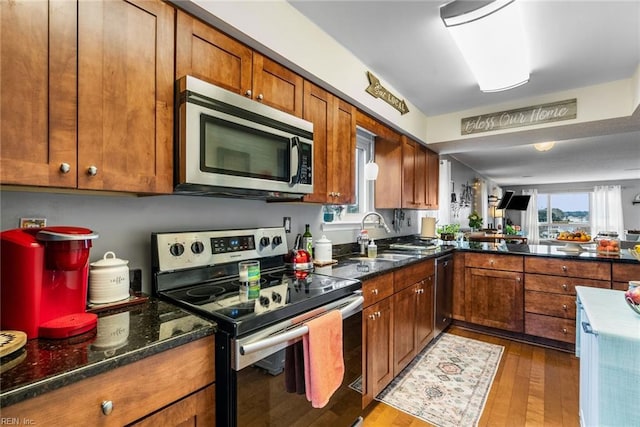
348;253;417;262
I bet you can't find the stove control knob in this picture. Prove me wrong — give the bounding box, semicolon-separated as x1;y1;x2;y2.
259;296;270;307
272;292;282;304
260;236;271;247
169;243;185;257
191;241;205;254
272;235;282;246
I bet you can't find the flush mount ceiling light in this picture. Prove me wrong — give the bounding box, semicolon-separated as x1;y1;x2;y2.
533;141;555;152
440;0;530;92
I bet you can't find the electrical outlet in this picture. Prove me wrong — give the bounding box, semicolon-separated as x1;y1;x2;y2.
283;217;291;233
19;217;47;228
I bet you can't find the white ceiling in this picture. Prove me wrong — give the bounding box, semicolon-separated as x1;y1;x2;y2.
289;0;640;186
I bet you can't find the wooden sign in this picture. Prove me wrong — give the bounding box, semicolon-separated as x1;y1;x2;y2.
365;72;409;115
461;99;577;135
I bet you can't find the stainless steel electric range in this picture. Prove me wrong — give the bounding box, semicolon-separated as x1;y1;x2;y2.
151;227;364;427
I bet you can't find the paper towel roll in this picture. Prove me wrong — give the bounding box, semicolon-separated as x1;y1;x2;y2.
421;217;436;238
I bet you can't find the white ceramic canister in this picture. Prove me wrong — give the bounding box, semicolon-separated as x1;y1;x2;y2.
314;235;333;263
89;251;130;304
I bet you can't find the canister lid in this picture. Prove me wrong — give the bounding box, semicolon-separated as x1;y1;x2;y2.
316;235;331;243
90;251;128;267
36;226;99;242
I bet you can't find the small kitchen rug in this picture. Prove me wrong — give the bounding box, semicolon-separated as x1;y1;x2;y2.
375;333;503;427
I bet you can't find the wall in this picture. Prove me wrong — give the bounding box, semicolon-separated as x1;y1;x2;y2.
1;190;421;294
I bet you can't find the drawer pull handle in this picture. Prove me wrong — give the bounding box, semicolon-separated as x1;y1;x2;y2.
375;311;381;318
371;289;378;295
101;400;113;416
368;314;376;320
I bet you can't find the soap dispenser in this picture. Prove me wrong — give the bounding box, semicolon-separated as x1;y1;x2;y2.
367;239;377;258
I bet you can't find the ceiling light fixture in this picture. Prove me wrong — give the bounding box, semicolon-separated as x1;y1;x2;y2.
440;0;530;92
533;141;555;152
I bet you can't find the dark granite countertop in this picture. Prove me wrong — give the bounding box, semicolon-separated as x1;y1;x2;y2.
0;299;216;408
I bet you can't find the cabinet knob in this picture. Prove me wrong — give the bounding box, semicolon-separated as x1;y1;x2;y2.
335;192;341;197
101;400;113;415
375;311;381;318
87;165;98;176
562;265;568;272
244;89;252;98
562;328;568;334
562;283;568;291
59;163;71;174
489;259;495;265
368;314;376;320
256;93;264;101
562;304;568;310
371;289;378;295
516;276;521;282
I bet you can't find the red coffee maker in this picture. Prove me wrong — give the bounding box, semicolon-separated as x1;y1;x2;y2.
1;226;99;339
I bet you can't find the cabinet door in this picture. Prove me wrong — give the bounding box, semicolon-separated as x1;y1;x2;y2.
302;81;329;203
465;267;524;332
328;98;356;204
393;284;418;375
131;384;215;426
363;298;394;407
252;53;303;117
175;10;252;94
373;136;402;208
415;276;434;353
452;252;466;321
1;0;77;188
77;0;174;193
414;144;427;208
426;149;439;209
401;137;416;208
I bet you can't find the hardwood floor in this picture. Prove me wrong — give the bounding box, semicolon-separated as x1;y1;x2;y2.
362;326;580;427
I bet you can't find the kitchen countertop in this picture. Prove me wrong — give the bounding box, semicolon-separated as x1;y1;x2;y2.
2;240;636;409
0;299;216;408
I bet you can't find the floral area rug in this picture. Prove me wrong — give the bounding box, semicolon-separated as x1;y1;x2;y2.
375;333;503;427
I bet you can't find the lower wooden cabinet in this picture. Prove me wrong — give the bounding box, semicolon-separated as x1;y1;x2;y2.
363;297;394;408
1;337;215;425
612;262;640;291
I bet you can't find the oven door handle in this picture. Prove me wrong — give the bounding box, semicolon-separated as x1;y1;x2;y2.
240;295;364;356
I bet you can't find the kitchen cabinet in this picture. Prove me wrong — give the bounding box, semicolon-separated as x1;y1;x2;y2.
611;262;640;291
1;337;215;425
401;136;439;209
452;251;466;321
356;111;403;209
303;81;356;204
0;0;174;194
435;254;453;336
361;272;394;408
393;260;435;375
524;257;611;344
176;10;303;118
464;253;524;332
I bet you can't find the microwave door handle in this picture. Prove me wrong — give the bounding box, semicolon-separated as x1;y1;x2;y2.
289;136;302;187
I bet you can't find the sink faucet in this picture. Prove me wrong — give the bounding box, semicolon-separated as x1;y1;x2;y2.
357;212;391;254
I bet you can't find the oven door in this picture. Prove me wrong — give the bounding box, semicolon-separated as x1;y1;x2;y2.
221;294;364;427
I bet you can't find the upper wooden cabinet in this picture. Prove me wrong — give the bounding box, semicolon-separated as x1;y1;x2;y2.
401;136;439;209
1;0;77;188
1;0;174;194
303;81;355;204
176;10;303;117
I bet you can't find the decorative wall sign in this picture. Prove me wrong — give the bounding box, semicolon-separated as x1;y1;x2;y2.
461;99;577;135
365;71;409;115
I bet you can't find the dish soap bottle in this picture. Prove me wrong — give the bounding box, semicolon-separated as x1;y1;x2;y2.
303;224;313;256
368;239;377;258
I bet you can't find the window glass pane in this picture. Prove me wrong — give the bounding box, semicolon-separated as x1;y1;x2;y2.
537;194;548;222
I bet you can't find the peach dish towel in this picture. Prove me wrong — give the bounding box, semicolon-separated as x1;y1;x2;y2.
302;309;344;408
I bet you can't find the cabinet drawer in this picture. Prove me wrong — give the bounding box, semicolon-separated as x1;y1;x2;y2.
525;290;576;319
525;257;610;280
524;273;610;295
465;253;523;272
612;262;640;282
363;272;394;308
1;337;215;425
394;259;434;291
525;313;575;343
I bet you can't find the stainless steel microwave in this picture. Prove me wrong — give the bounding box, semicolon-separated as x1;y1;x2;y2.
175;76;313;199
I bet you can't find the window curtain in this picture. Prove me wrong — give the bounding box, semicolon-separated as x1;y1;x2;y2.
522;189;539;244
438;159;451;226
591;185;624;237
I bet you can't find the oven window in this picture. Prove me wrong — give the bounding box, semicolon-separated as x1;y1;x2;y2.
200;115;289;182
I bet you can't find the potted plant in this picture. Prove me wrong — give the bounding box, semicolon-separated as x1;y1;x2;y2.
437;223;460;241
468;211;483;231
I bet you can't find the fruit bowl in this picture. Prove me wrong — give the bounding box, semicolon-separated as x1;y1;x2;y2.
625;297;640;316
554;239;592;252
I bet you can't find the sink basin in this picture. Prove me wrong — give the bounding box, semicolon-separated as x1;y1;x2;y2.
348;253;417;262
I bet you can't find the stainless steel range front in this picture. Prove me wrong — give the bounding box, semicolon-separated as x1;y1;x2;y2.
151;227;363;427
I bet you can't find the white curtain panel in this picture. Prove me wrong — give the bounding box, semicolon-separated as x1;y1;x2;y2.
438;159;451;225
591;185;625;237
522;189;539;244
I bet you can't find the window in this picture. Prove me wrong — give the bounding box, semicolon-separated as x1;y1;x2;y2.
324;128;374;223
537;192;591;239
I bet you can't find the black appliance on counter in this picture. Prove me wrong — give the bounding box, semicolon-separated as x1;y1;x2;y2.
151;227;363;427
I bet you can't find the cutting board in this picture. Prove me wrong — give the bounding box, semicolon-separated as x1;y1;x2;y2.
0;330;27;358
